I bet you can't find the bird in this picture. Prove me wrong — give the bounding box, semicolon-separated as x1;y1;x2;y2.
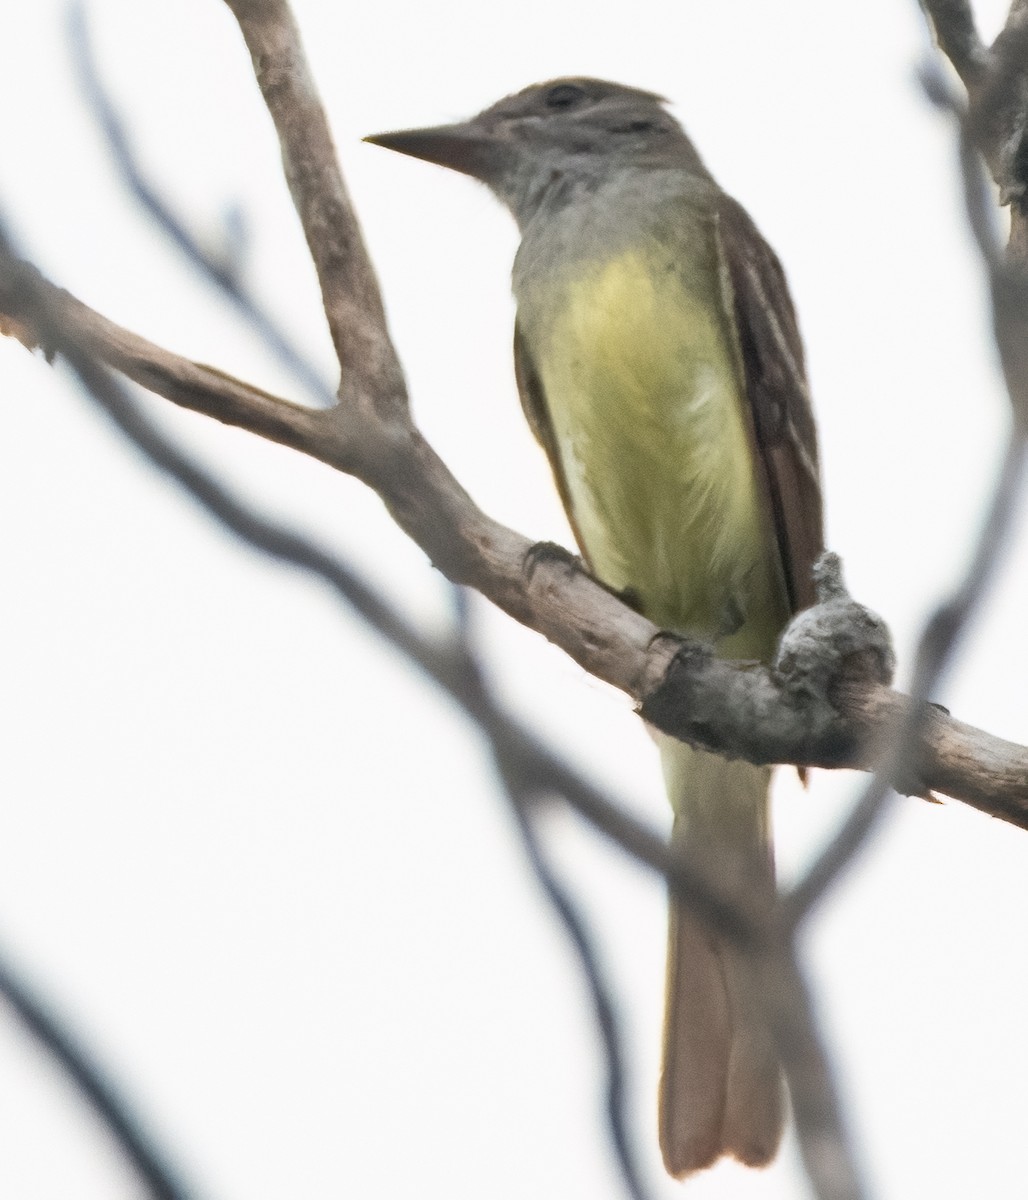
366;76;823;1178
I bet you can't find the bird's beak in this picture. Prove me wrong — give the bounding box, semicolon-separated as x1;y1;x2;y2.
364;121;510;184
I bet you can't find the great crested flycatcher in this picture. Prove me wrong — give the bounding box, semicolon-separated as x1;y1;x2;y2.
367;77;823;1178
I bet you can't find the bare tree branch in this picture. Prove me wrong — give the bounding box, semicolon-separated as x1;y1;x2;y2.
920;0;989;90
4;260;1025;823
499;774;653;1200
762;944;865;1200
222;0;406;413
68;5;332;411
971;10;1028;199
9;263;329;455
437;589;655;1199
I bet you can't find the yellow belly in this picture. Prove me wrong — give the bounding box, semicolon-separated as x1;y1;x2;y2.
535;248;786;660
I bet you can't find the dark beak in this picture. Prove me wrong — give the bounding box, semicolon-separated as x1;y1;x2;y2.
363;121;509;184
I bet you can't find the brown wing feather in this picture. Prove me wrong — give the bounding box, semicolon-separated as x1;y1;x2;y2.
715;195;824;614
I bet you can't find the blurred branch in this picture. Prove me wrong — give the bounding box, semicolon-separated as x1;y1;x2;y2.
445;591;652;1200
971;13;1028;200
920;0;988;90
762;945;862;1200
926;0;1028;219
498;770;652;1200
68;3;333;411
922;44;1028;424
0;941;191;1200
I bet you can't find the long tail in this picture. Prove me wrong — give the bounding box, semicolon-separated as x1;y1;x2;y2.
657;741;784;1177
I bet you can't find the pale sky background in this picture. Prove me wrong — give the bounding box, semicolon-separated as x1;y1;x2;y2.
1;2;1027;1198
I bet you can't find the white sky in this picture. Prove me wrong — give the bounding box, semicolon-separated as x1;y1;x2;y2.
1;1;1026;1198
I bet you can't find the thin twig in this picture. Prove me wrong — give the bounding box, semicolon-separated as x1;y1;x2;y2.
0;942;191;1200
446;601;654;1200
501;775;652;1200
915;63;1006;268
67;2;336;411
764;946;867;1200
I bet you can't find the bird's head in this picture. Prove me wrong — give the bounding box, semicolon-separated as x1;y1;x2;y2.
365;78;702;223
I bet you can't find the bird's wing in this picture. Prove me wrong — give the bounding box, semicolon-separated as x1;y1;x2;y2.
513;320;592;563
714;194;824;614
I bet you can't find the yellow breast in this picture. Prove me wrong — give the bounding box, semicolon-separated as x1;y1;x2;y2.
535;247;786;658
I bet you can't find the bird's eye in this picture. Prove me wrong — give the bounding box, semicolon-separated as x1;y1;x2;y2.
544;83;586;110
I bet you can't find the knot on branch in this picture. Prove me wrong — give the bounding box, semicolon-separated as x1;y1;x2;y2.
523;540;582;580
638;556;889;771
774;552;895;709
